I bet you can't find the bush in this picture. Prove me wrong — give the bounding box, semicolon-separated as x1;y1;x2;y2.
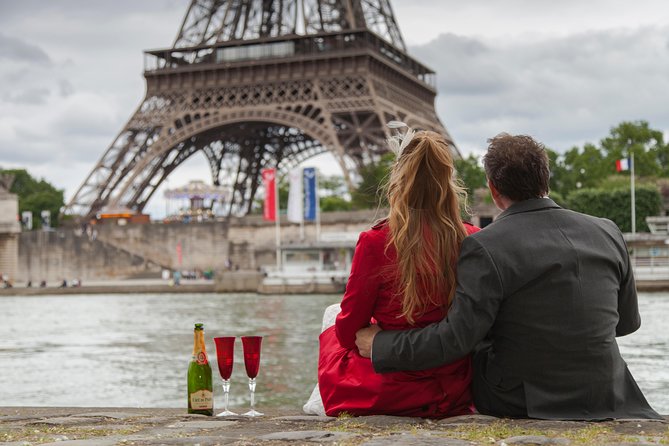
567;186;661;232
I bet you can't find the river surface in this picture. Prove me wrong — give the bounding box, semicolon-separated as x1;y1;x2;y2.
0;292;667;414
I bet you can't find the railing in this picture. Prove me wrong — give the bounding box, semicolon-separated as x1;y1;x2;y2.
647;216;669;235
632;256;669;281
143;30;436;88
0;222;20;233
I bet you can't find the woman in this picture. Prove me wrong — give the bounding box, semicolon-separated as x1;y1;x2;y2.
317;129;479;418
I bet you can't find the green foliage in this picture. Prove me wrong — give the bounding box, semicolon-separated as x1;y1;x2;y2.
567;186;661;232
350;153;394;209
550;121;669;199
278;177;289;210
547;191;567;208
600;120;667;177
319;174;353;212
550;143;610;195
321;195;353;212
455;153;487;196
1;169;64;228
546;121;669;233
319;175;347;195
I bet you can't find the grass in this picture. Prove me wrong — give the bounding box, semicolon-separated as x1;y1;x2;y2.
0;425;143;444
325;418;668;446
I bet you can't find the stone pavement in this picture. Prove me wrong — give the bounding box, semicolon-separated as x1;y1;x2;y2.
0;408;666;446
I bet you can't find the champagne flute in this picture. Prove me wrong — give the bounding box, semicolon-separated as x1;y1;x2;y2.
241;336;263;417
213;336;237;416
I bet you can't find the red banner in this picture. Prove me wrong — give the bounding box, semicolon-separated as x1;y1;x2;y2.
262;168;277;221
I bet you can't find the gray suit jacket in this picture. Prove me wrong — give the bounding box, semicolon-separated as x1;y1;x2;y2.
372;198;660;419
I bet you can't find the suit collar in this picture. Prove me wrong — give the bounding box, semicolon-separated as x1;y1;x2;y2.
496;197;561;221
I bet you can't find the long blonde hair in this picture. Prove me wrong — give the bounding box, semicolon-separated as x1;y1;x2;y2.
386;131;468;324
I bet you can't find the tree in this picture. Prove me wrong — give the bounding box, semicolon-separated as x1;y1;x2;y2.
1;169;65;228
351;153;395;209
549;121;669;201
455;154;487;196
600;120;667;178
319;174;352;212
548;143;613;198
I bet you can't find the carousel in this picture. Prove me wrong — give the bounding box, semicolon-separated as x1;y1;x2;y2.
163;180;230;222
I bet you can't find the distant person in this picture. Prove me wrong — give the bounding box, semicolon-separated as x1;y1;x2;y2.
26;280;32;288
39;280;47;288
313;129;479;418
59;279;67;288
356;133;661;420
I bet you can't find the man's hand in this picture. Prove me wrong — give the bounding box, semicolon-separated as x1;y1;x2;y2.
355;324;382;358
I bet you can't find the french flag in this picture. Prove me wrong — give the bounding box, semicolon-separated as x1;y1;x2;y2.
616;158;630;172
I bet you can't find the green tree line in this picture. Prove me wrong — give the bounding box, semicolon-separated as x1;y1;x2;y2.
454;120;667;232
0;169;65;229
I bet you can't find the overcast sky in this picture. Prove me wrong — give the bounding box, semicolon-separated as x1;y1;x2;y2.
1;0;668;217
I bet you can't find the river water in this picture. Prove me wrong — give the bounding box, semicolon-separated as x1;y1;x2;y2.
0;292;667;414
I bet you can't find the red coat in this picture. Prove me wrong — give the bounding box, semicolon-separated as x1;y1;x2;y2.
318;221;479;418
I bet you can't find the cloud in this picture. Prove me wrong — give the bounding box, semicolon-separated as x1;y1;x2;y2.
0;87;121;171
0;33;51;64
410;26;669;153
1;0;669;217
59;80;75;97
3;87;50;105
413;34;514;95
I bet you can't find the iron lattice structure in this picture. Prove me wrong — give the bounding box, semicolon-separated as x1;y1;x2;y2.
65;0;457;219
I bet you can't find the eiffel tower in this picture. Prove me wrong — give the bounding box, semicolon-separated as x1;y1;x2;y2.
65;0;457;219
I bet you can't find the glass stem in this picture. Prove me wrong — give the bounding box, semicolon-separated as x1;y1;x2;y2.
222;379;231;412
249;377;256;411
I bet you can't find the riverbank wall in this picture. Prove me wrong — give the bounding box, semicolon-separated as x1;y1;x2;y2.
1;274;667;297
13;208;669;292
15;210;378;283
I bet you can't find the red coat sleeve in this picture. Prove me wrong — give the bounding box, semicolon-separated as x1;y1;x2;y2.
464;222;480;235
334;230;382;349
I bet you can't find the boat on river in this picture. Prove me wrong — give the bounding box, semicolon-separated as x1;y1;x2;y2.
258;233;356;294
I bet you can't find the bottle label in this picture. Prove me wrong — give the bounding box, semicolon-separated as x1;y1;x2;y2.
195;352;208;365
190;390;213;410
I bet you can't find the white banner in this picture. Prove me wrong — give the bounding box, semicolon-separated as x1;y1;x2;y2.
287;168;303;223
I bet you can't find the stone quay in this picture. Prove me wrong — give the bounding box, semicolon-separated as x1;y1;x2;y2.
0;407;667;446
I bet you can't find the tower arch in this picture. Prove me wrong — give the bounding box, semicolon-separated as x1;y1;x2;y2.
65;1;457;219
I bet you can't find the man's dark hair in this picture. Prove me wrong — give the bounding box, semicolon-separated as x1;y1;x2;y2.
483;133;550;201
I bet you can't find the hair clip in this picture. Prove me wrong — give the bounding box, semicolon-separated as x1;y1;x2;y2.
386;121;416;158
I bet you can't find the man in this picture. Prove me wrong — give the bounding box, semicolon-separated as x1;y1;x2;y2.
356;133;660;420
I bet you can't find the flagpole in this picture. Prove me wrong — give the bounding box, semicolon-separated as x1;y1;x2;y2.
298;167;304;241
275;172;282;270
299;211;305;241
631;152;636;235
315;171;321;242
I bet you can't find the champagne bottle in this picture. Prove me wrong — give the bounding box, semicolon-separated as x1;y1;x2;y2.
187;323;213;415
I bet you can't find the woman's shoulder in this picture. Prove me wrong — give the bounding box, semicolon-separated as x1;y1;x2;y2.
463;221;480;236
357;219;389;247
365;218;389;237
364;220;479;238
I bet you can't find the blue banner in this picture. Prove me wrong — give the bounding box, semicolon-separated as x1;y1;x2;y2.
303;167;317;221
